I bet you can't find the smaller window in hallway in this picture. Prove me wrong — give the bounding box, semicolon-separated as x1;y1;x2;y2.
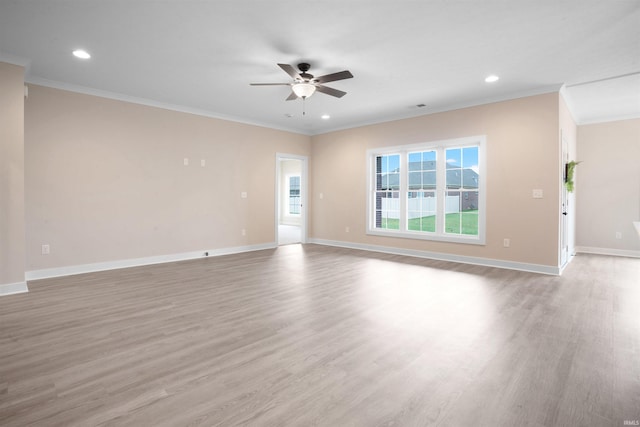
289;176;301;215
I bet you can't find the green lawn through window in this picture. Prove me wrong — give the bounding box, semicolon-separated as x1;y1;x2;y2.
380;210;478;235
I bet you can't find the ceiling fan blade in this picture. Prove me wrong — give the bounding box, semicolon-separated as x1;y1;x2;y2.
250;83;292;86
314;70;353;84
285;92;298;101
315;85;347;98
278;63;301;80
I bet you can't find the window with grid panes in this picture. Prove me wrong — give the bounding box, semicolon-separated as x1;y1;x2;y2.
367;136;485;244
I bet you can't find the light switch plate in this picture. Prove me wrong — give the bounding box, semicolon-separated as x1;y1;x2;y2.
532;189;543;199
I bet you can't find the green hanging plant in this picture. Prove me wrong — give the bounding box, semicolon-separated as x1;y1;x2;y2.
564;161;581;193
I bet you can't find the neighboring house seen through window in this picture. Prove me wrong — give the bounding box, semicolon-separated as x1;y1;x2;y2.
368;136;486;244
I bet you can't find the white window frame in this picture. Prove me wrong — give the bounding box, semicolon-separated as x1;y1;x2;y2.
366;135;486;245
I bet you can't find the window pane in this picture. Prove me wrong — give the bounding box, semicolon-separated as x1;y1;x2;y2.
445;190;478;235
388;155;400;173
462;146;478;168
423;150;436;168
405;150;437;232
461;190;478;235
288;176;301;215
462;190;479;212
381;173;389;190
446;169;462;189
462;211;478;235
375;191;400;230
407;191;436;232
445;190;462;234
381;156;388;173
408;152;421;171
422;171;436;189
446;148;461;168
388;171;400;190
377;154;400;192
408;171;421;189
408;151;436;192
289;176;300;194
462;168;479;189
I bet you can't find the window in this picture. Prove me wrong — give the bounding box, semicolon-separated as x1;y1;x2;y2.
288;176;301;215
367;136;485;244
374;154;400;229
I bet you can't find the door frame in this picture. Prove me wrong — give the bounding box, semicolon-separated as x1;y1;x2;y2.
275;153;308;244
560;132;569;267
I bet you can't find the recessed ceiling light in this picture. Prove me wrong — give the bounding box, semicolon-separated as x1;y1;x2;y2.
72;49;91;59
485;75;499;83
321;114;330;120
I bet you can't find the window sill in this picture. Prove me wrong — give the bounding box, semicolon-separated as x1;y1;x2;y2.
367;229;486;245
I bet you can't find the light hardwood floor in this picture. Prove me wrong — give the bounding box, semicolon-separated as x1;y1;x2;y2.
1;244;639;426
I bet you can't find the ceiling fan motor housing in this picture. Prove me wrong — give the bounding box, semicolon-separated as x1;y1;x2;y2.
297;63;314;81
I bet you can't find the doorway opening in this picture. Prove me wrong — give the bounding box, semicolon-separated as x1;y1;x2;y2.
276;154;308;245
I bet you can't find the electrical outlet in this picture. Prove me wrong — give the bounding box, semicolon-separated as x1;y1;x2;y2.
616;232;622;239
200;159;206;167
503;238;510;248
41;244;50;255
241;229;246;236
319;192;324;200
345;226;350;233
241;192;247;199
183;158;189;166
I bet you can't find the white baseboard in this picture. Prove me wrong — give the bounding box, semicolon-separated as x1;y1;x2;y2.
308;238;561;275
0;281;29;296
25;243;277;281
575;246;640;258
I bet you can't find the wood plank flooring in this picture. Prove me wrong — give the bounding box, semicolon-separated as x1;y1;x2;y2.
1;244;639;426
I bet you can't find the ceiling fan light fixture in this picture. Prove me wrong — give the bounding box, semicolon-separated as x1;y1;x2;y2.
292;83;316;98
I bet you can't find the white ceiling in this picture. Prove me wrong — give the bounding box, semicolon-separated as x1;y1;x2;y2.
1;1;639;135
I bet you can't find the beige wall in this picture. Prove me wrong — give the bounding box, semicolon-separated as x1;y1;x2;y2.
25;85;310;271
0;62;26;286
576;118;640;254
20;84;584;274
310;93;562;267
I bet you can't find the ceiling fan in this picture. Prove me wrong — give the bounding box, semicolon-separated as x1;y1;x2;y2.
250;63;353;101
